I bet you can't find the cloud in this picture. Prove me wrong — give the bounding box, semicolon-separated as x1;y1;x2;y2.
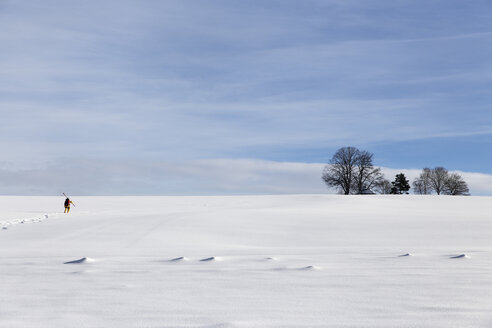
0;1;491;176
0;158;491;196
0;158;325;195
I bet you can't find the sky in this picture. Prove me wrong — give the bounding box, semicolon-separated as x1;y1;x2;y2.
1;0;492;195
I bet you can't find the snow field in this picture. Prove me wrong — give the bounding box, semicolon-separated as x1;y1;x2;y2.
1;195;492;327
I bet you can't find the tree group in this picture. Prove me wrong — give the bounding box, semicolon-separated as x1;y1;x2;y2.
322;147;470;196
413;167;469;195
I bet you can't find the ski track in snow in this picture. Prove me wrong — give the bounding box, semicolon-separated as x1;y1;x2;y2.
0;213;53;229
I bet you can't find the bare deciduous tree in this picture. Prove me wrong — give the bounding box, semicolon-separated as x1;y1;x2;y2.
413;168;431;194
352;150;385;194
374;178;392;194
322;147;384;195
428;167;448;195
443;173;470;195
322;147;359;195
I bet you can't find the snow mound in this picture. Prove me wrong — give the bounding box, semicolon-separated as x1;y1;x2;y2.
200;256;219;262
275;265;320;271
64;257;95;264
169;256;188;262
202;323;236;328
450;254;468;259
398;253;412;257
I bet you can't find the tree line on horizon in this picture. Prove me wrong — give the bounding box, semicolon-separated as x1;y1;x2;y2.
322;146;470;196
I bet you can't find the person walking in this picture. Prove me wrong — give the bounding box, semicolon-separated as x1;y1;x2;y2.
64;197;74;213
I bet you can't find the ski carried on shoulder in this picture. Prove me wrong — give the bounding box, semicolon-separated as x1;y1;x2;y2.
62;193;76;207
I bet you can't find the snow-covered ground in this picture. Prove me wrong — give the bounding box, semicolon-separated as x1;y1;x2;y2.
1;195;492;327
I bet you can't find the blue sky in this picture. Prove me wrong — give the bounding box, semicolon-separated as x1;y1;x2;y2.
1;0;491;195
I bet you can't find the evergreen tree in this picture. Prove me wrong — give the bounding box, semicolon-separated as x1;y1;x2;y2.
390;173;410;194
